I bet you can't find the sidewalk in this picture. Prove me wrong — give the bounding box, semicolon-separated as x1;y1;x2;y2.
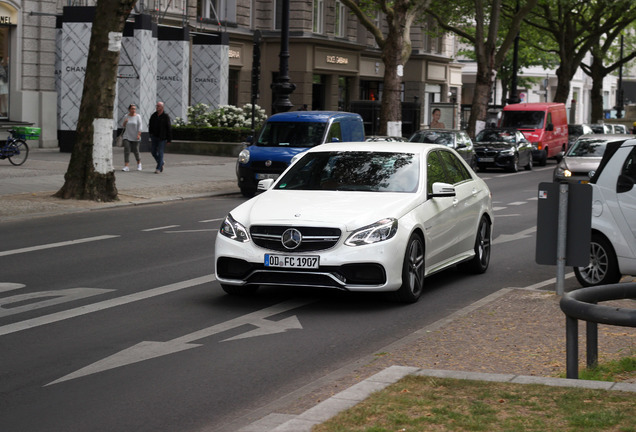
0;147;239;221
2;147;635;432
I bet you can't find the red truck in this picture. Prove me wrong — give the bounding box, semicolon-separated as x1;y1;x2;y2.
501;102;568;166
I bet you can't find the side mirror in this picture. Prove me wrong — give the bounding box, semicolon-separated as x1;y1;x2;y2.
429;182;456;198
546;123;554;132
245;136;253;144
257;179;275;192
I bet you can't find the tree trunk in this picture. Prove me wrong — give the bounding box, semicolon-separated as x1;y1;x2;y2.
553;63;573;104
467;62;494;137
379;32;404;135
55;0;136;202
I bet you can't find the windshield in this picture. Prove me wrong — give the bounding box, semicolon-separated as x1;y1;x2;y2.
410;131;454;146
566;139;609;157
275;151;420;192
501;111;545;129
476;130;516;143
256;122;327;147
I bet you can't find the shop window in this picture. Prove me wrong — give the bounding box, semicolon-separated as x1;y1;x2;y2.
313;0;324;34
228;69;239;106
0;26;9;119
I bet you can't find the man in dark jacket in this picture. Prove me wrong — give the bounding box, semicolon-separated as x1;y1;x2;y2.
149;102;172;173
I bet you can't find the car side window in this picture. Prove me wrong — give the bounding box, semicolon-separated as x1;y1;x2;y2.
427;151;446;195
621;147;636;183
439;150;471;184
326;122;342;142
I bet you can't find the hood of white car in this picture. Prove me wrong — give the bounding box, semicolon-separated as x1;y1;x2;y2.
232;190;419;230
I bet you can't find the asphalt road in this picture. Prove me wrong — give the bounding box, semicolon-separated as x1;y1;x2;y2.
0;162;580;431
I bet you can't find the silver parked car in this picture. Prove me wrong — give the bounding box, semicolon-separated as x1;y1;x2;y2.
553;134;633;183
574;138;636;286
409;129;476;168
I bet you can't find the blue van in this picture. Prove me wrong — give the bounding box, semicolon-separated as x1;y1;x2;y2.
236;111;365;196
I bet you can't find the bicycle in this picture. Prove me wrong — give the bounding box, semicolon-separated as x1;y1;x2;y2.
0;128;33;166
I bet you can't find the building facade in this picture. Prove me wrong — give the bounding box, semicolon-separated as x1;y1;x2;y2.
4;0;461;149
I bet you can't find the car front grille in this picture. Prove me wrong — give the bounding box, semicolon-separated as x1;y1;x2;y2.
250;225;341;252
250;160;289;173
475;149;499;157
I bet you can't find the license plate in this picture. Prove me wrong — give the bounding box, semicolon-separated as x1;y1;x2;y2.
256;173;279;180
478;157;494;162
264;254;319;269
579;180;589;184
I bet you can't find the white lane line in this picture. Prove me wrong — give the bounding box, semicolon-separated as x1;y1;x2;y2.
142;225;179;232
0;274;216;337
165;229;217;233
507;201;527;206
200;218;223;223
0;235;119;257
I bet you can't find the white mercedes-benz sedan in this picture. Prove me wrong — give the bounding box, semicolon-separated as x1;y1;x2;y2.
215;141;493;303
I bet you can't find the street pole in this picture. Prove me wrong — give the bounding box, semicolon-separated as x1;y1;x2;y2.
616;35;624;119
271;0;296;114
507;0;521;105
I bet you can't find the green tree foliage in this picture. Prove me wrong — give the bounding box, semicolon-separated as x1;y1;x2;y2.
523;0;636;104
426;0;538;137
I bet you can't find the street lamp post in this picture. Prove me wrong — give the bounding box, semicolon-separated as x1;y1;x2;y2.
615;35;624;119
507;0;521;105
271;0;296;113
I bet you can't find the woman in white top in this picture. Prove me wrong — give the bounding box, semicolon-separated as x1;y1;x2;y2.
122;104;143;171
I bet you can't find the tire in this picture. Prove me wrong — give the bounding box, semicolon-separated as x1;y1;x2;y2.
574;233;621;287
392;233;425;303
539;149;547;166
459;216;491;274
508;154;519;172
8;140;28;166
221;284;259;296
524;153;533;170
240;186;255;198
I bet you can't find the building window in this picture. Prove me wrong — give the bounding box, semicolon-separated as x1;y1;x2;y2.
275;0;283;29
335;1;346;37
200;0;236;23
313;0;324;34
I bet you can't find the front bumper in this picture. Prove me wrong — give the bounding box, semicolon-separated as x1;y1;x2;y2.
215;232;406;292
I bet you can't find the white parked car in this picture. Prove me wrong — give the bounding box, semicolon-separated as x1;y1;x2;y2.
574;138;636;286
215;141;494;303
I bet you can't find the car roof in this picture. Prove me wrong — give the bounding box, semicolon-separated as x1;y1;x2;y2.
266;111;361;122
576;134;633;141
590;138;636;183
412;129;463;133
305;140;449;154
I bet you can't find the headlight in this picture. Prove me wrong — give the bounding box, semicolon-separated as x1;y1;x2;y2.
219;214;250;242
554;162;571;178
345;218;398;246
238;149;250;164
500;148;514;155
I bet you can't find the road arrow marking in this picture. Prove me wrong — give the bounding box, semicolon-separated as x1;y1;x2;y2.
493;226;536;245
47;299;312;386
